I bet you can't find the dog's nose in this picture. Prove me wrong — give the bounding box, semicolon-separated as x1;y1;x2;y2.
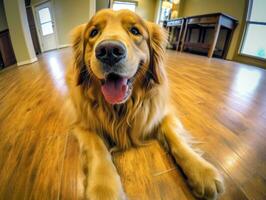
95;40;126;66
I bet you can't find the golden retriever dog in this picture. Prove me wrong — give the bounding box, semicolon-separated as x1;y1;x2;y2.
66;9;224;200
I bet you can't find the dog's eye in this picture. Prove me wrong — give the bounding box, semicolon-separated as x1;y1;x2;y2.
130;27;141;35
90;28;98;38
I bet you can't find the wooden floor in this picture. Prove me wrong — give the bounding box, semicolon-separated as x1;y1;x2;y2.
0;48;265;200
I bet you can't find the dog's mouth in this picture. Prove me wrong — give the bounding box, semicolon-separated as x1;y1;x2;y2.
100;73;133;105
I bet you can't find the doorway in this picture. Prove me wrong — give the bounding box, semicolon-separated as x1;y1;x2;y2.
34;1;57;52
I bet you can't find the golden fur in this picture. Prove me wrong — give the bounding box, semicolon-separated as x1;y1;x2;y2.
66;9;224;200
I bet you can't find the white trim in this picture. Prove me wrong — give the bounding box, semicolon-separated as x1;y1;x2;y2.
155;0;162;23
58;44;71;49
17;57;38;66
50;0;60;49
89;0;96;19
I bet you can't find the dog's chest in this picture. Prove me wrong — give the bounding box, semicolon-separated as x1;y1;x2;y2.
91;100;163;150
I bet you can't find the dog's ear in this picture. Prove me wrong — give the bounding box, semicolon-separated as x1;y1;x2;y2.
71;24;87;67
71;24;90;86
146;22;167;85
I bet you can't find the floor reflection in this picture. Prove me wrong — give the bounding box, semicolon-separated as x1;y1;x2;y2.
226;67;263;113
231;68;262;96
47;56;67;93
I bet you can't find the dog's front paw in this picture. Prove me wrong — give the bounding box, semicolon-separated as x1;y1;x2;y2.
88;184;126;200
184;159;224;200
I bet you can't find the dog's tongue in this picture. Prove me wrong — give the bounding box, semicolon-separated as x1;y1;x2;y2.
101;76;128;104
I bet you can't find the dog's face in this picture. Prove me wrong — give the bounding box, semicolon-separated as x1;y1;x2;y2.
72;9;166;105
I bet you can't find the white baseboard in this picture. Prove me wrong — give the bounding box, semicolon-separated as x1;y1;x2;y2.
58;44;71;49
17;57;38;66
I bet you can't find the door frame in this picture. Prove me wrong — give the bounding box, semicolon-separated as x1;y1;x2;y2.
32;0;58;52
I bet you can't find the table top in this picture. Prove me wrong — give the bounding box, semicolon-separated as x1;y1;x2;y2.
184;12;238;22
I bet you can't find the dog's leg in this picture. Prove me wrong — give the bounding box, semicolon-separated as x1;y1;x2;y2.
73;126;126;200
157;114;224;200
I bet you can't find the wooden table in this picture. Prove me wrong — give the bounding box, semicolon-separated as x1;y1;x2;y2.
164;18;185;51
180;13;238;58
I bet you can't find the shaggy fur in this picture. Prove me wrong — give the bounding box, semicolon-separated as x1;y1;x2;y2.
66;9;224;200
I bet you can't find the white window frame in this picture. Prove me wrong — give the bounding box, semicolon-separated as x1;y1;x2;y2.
239;0;266;60
112;1;137;12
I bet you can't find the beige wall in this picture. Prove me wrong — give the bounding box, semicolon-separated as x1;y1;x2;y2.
0;0;8;31
95;0;159;22
96;0;109;11
53;0;91;45
31;0;91;46
111;0;157;22
178;0;246;60
136;0;157;22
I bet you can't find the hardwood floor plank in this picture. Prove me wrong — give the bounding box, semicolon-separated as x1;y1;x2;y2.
59;133;83;200
0;48;265;199
114;141;195;200
0;50;70;200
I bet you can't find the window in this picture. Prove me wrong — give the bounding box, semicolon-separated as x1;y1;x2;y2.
112;1;136;12
240;0;266;59
160;1;172;21
38;7;54;36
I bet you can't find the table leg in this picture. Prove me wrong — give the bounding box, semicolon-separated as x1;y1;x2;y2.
222;29;233;59
208;18;221;58
180;21;188;52
177;25;183;51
